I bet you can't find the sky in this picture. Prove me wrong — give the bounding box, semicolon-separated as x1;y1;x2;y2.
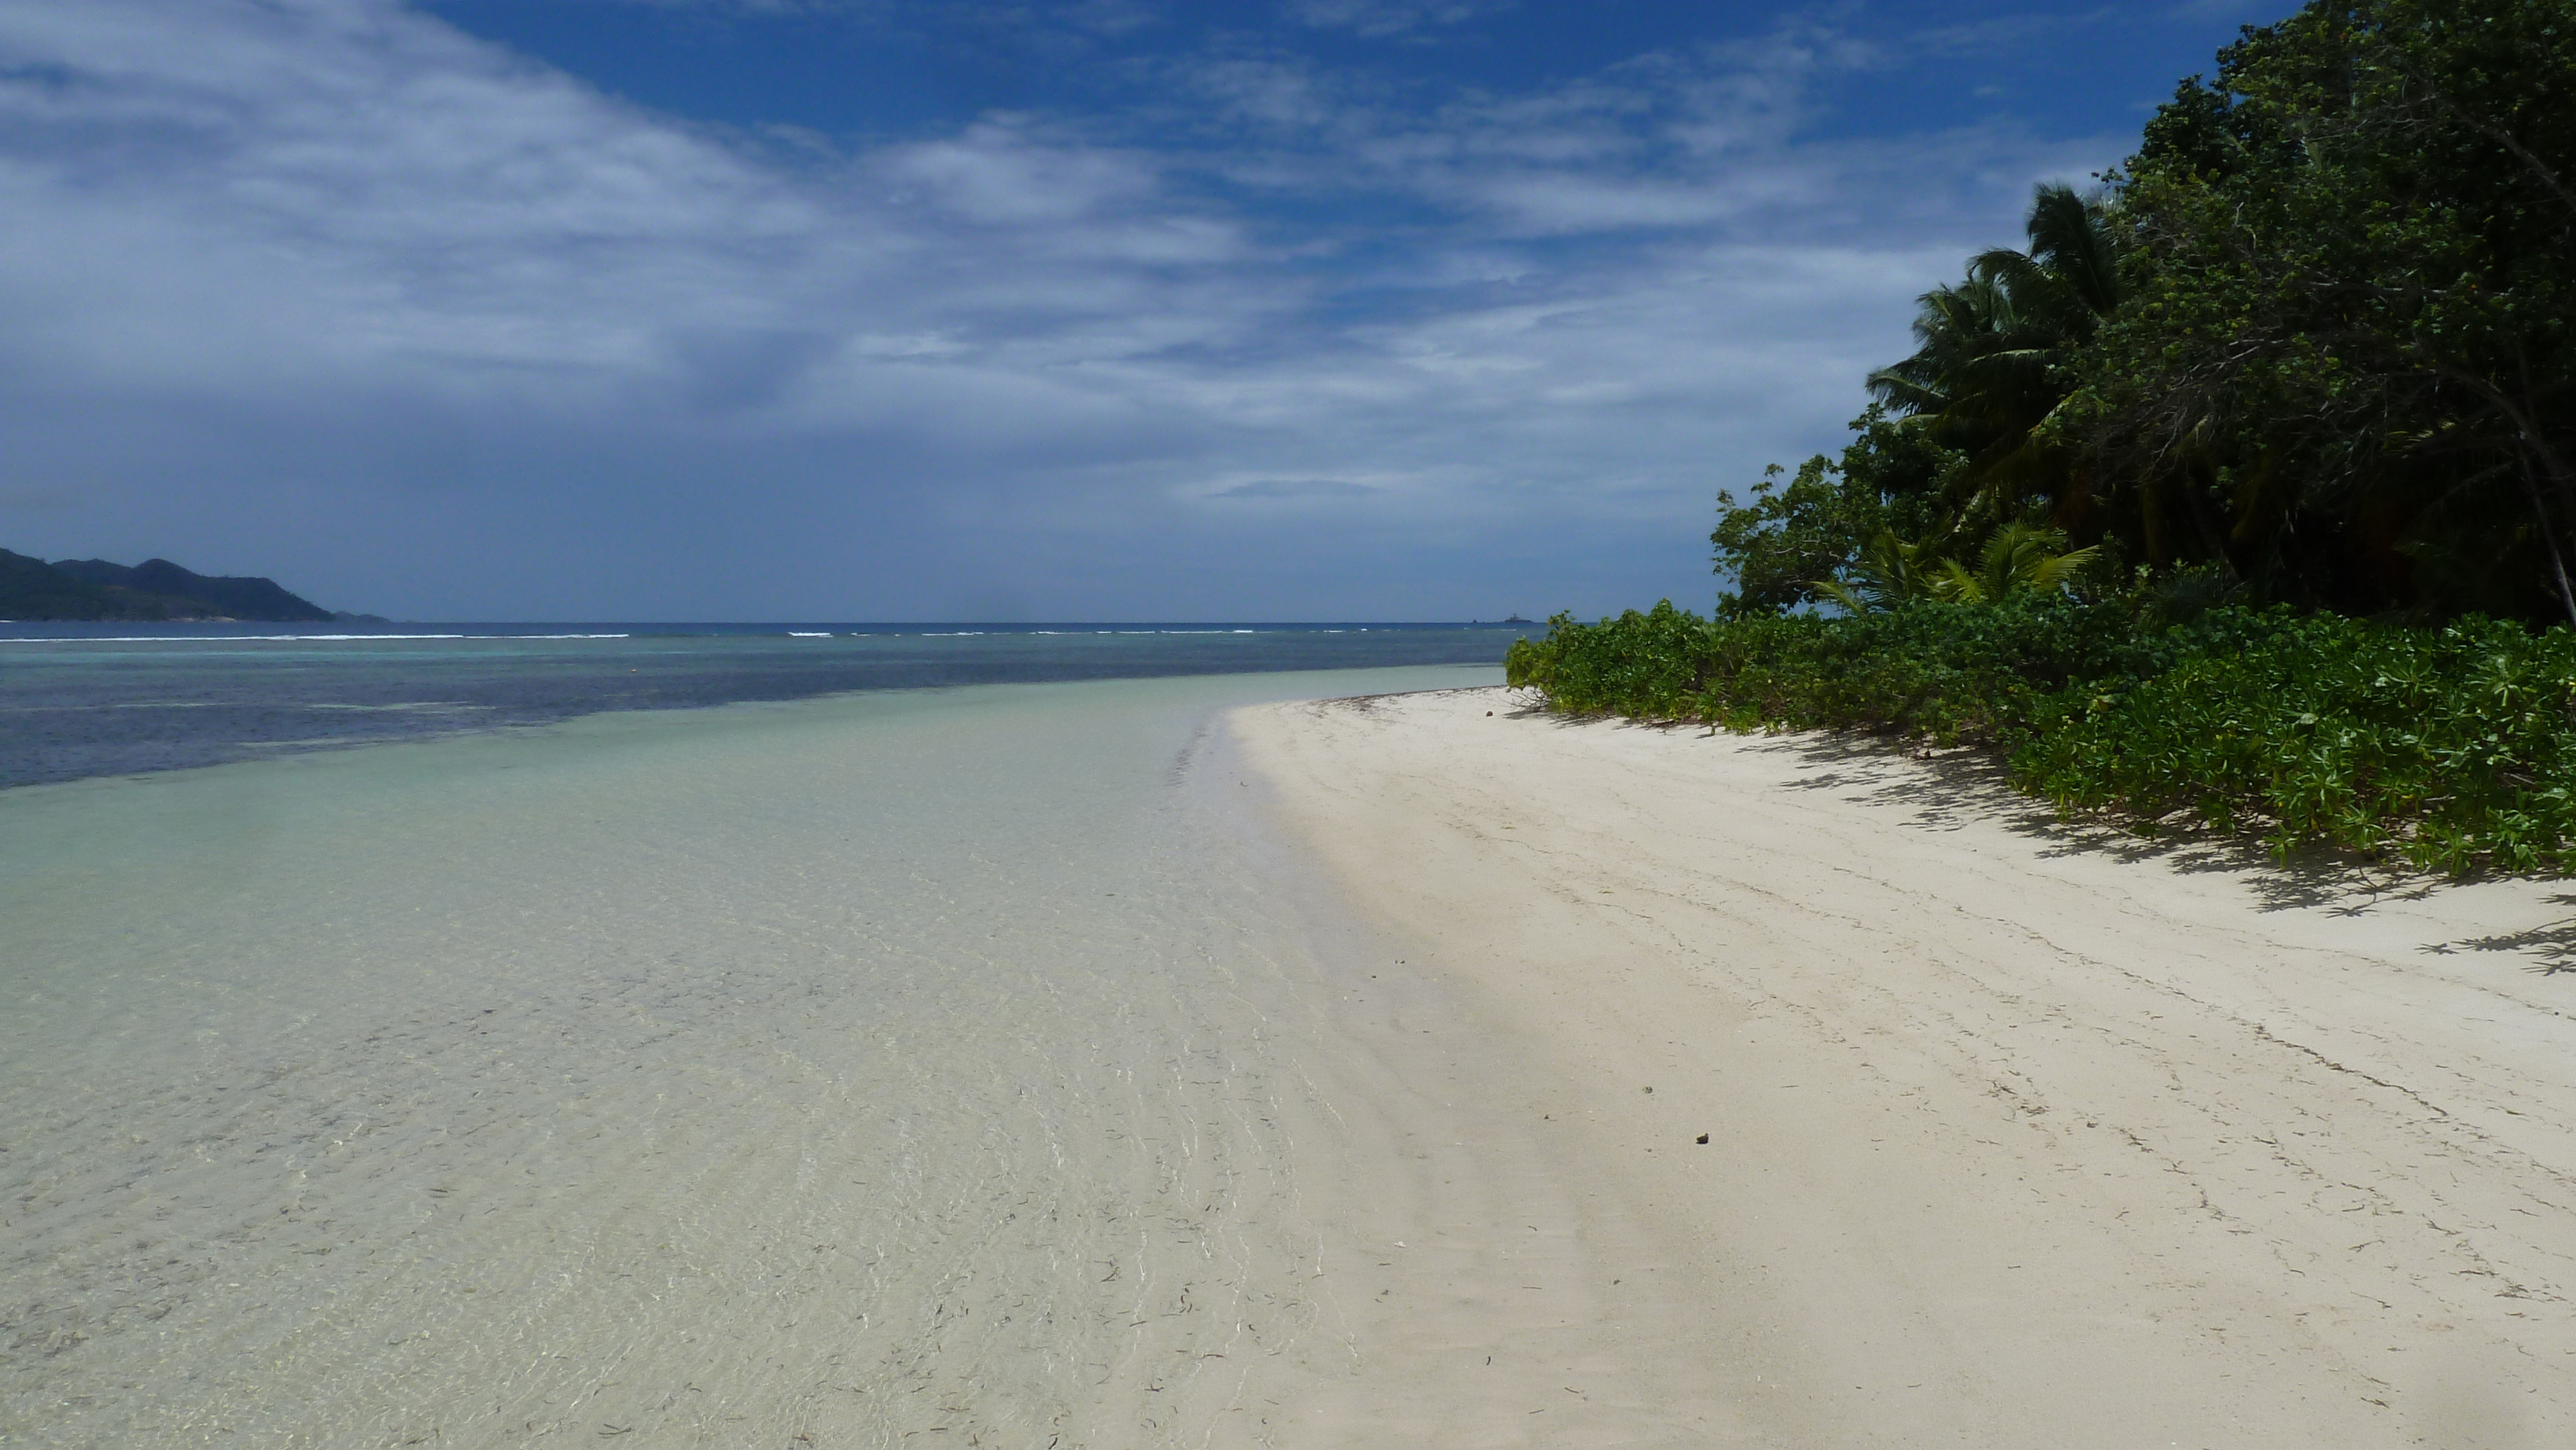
0;0;2282;621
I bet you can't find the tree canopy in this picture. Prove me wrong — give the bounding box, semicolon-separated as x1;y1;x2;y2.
1718;0;2576;626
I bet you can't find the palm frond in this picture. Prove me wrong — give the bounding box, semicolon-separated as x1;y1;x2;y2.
2022;543;2104;593
2022;182;2122;318
1810;578;1872;615
1865;367;1951;415
1930;556;1987;603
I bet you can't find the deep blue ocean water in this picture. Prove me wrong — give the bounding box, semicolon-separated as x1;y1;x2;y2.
0;621;1535;788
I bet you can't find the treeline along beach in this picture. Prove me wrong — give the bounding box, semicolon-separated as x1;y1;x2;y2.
1509;0;2576;878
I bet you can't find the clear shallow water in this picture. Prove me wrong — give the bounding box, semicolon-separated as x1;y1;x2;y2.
0;623;1533;787
1;666;1513;1447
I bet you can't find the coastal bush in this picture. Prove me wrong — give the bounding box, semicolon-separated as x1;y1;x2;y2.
1504;603;2576;876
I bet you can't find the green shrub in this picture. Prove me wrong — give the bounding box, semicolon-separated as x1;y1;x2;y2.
1504;600;2576;876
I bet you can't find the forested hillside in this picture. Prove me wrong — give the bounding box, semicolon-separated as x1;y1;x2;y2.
0;549;334;621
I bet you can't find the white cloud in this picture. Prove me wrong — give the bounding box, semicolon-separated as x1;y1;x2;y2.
0;0;2125;619
1198;475;1387;500
1284;0;1510;39
882;119;1160;223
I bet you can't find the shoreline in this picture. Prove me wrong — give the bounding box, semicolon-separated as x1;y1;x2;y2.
1231;684;2576;1446
1184;713;1757;1442
14;666;2568;1445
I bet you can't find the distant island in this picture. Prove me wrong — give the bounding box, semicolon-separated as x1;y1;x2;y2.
0;548;372;622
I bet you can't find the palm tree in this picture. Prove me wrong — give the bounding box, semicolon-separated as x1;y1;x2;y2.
1927;522;2103;604
1812;520;2100;614
1812;529;1947;614
1868;184;2124;529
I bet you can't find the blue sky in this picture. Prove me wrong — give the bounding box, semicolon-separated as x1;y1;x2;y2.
0;0;2277;620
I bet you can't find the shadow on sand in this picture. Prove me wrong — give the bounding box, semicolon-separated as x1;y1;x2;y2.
2424;903;2576;975
1491;690;2576;977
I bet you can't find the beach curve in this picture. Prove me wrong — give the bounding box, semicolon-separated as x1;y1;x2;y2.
1229;684;2576;1447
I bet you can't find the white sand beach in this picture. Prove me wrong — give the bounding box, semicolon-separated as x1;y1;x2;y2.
1231;685;2576;1447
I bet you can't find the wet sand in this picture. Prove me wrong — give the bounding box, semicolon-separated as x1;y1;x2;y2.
1231;686;2576;1447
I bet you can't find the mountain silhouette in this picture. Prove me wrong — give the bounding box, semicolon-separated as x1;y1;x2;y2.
1;549;337;621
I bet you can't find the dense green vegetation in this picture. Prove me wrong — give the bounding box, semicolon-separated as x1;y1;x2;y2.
1506;598;2576;876
1518;0;2576;875
1719;0;2575;623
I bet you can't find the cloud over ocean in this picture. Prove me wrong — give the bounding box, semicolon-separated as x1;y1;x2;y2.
0;1;2265;619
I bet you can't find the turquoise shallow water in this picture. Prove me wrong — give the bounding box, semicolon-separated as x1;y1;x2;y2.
1;664;1508;1447
0;624;1531;787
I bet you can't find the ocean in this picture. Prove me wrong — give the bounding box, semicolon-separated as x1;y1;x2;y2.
0;622;1533;788
1;641;1557;1445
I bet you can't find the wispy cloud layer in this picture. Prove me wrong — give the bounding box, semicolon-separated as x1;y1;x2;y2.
1285;0;1508;37
0;0;2125;617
